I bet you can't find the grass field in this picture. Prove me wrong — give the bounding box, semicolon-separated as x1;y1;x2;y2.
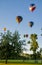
0;63;42;65
0;60;42;64
0;60;42;65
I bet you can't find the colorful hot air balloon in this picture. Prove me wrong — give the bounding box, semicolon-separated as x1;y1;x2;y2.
28;21;34;27
3;27;6;31
16;16;23;23
29;4;36;12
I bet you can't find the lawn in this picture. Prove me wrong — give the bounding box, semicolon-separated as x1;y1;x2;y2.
0;60;42;63
0;60;42;65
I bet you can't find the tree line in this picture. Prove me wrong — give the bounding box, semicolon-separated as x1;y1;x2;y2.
0;30;42;63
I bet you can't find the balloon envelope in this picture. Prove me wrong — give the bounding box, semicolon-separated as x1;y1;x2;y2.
16;16;23;23
26;34;28;37
3;27;6;31
24;34;28;38
28;21;34;27
29;4;36;12
24;35;26;37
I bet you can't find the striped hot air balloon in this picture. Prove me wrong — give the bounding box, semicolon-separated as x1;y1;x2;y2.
29;4;36;12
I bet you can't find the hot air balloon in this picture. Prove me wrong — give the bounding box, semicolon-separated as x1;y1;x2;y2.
3;27;6;31
16;16;23;23
29;4;36;12
28;21;34;27
26;34;28;37
24;34;28;38
24;34;26;37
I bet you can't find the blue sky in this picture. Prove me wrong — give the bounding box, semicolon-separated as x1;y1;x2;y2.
0;0;42;53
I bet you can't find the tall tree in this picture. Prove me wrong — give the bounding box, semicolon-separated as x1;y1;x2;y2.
0;30;12;63
0;30;26;62
28;34;39;60
11;31;22;59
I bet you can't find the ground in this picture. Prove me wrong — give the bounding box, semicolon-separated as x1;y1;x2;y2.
0;63;42;65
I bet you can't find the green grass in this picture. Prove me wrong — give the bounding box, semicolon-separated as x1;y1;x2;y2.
0;60;42;64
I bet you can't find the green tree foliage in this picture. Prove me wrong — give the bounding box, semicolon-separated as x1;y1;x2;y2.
28;34;39;59
0;30;12;63
36;51;41;59
0;30;22;63
11;31;22;59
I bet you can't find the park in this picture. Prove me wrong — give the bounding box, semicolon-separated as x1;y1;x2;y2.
0;0;42;65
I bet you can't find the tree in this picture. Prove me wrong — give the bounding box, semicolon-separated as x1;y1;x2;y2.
0;30;24;61
0;30;12;63
28;34;39;60
36;51;41;59
11;31;22;59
